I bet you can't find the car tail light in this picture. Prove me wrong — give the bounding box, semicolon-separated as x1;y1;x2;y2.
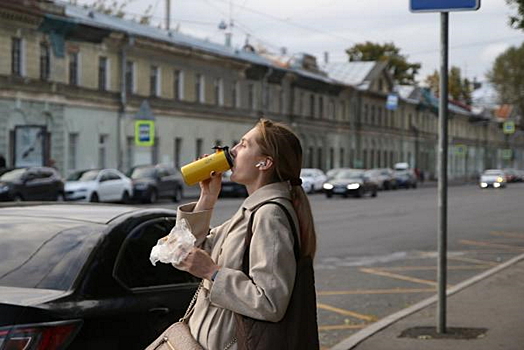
0;320;81;350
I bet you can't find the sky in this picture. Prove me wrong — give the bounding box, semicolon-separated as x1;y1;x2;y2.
70;0;523;84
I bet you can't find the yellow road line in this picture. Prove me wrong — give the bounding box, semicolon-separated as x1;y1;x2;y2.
318;324;368;331
448;256;499;267
360;267;447;287
490;231;524;240
459;239;524;252
317;303;377;322
378;265;491;271
318;287;435;296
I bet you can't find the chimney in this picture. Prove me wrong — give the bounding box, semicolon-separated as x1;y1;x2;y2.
281;47;287;56
324;51;329;64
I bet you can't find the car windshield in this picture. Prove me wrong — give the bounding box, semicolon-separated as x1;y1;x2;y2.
0;216;103;290
334;170;364;179
0;168;26;181
130;167;156;179
300;169;315;177
67;170;100;182
484;170;502;175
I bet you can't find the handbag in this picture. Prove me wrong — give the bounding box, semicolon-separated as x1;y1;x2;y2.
145;283;204;350
235;201;320;350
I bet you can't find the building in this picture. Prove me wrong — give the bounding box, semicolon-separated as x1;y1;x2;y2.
1;0;522;180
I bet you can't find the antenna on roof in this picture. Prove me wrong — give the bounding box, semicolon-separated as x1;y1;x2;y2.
165;0;171;30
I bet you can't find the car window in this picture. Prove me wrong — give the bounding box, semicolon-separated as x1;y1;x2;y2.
114;219;197;289
130;167;156;179
0;168;26;181
77;170;100;182
107;171;121;180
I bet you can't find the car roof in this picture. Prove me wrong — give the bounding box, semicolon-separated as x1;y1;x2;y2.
0;203;143;225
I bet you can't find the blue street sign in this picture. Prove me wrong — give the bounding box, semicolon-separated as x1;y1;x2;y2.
386;94;399;111
410;0;480;12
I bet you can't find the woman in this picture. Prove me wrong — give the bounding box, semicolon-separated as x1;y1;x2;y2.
175;118;317;349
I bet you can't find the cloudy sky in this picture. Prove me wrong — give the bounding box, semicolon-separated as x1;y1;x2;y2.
71;0;523;84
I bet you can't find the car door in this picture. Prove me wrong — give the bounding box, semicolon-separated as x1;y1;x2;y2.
110;217;199;348
22;168;46;200
37;168;58;200
97;171;120;201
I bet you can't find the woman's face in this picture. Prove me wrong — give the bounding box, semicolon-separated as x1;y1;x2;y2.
230;127;266;185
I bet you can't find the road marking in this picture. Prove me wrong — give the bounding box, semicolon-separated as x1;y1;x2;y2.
360;268;453;288
318;324;368;331
318;288;435;296
317;303;377;322
490;231;524;240
459;239;524;252
448;256;499;266
378;265;491;271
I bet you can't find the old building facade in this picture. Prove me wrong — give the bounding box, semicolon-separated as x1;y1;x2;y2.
1;0;522;180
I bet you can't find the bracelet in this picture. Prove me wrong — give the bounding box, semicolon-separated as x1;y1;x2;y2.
211;269;219;281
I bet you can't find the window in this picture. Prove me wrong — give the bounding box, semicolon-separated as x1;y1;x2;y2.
279;88;284;114
329;148;334;169
11;38;22;76
339;148;345;167
174;69;184;100
370;105;375;125
150;65;160;97
363;104;369;124
214;78;223;106
263;85;270;110
98;57;108;91
248;83;255;110
310;94;315;117
298;92;304;115
98;135;107;168
40;42;50;81
125;61;134;95
232;80;239;108
68;133;78;171
69;52;79;86
318;96;323;118
174;137;182;168
329;99;335;119
195;73;204;103
126;136;134;170
195;138;203;159
151;137;159;164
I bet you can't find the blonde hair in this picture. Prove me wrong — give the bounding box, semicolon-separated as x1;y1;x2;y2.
255;118;317;259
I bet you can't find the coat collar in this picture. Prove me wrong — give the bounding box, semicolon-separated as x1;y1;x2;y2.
242;182;292;211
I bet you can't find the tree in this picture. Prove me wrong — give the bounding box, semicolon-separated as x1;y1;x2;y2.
424;66;472;104
507;0;524;30
487;42;524;118
345;41;421;85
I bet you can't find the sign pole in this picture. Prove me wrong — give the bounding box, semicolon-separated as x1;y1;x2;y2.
437;11;449;334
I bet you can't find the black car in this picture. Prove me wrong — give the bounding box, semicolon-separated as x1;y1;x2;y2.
128;165;184;203
219;170;248;197
0;167;64;201
0;203;199;350
393;169;418;189
322;168;378;198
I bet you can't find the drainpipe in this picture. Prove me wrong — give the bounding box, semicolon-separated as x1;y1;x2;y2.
118;34;134;171
261;67;273;116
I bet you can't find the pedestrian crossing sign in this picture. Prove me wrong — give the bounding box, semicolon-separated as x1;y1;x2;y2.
135;120;155;146
503;121;515;134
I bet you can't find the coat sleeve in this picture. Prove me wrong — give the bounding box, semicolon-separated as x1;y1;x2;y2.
208;204;296;322
177;202;229;253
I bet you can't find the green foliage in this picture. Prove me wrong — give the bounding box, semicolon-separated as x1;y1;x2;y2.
345;41;421;85
424;67;472;105
506;0;524;30
69;0;152;24
487;42;524;116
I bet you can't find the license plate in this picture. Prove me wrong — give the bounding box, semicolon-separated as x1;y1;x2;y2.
333;187;345;194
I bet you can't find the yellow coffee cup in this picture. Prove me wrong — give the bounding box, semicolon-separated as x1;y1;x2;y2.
180;146;233;186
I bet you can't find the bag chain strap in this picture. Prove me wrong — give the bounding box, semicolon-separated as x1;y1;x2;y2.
179;282;203;322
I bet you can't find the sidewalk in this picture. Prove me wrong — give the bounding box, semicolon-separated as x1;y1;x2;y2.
331;253;524;350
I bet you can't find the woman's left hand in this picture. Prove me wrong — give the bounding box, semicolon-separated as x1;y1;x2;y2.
175;247;219;281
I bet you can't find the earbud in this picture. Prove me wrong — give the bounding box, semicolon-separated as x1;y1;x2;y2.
255;161;266;168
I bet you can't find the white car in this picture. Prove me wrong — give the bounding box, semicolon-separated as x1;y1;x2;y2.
65;169;133;202
300;168;327;193
479;169;507;189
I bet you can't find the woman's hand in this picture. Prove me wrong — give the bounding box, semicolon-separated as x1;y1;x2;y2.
174;247;220;281
195;168;222;211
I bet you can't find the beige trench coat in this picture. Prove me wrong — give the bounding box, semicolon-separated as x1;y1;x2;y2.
177;182;299;350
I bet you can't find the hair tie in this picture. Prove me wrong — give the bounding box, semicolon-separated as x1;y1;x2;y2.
289;178;302;186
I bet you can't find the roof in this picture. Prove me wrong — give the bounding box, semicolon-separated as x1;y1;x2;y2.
320;62;376;88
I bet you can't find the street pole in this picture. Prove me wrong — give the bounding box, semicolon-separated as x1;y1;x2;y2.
437;11;449;334
166;0;171;31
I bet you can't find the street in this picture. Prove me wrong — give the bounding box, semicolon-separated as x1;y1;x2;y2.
142;182;524;349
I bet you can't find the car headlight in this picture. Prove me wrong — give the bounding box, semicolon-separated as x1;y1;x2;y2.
480;182;488;188
496;177;503;182
323;183;334;190
493;182;501;188
347;183;360;190
0;185;9;192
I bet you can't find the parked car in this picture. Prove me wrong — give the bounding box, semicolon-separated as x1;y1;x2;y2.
220;170;248;197
301;176;316;194
322;168;378;198
393;169;418;189
65;168;133;203
366;168;398;190
502;168;521;183
128;165;184;203
0;203;198;350
479;169;507;188
0;167;64;201
300;168;327;193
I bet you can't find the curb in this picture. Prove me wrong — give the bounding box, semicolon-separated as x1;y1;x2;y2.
330;252;524;350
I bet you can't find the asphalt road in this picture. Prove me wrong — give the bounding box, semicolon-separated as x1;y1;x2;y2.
143;182;524;349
